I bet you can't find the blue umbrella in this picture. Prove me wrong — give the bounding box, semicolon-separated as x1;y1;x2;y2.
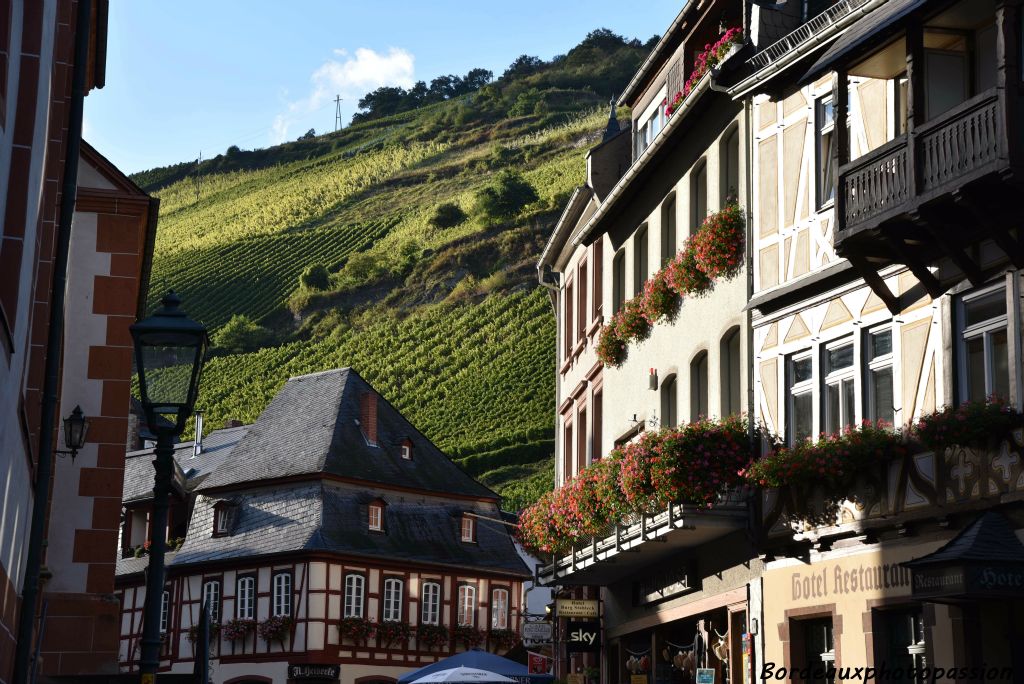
398;649;554;684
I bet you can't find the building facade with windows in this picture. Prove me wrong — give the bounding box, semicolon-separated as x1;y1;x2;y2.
534;0;1024;683
729;0;1024;677
115;368;530;684
536;2;762;683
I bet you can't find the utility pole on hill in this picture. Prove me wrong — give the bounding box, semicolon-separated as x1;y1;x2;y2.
335;95;343;131
194;151;202;202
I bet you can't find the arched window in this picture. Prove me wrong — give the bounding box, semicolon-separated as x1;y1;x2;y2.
202;580;221;623
236;576;255;619
690;352;709;421
661;195;677;266
491;588;509;629
273;572;292;617
660;375;678;429
344;574;365;618
383;578;403;622
720;327;741;416
457;584;476;626
612;249;626;314
690;159;708;234
633;225;649;295
721;127;740;204
421;582;441;625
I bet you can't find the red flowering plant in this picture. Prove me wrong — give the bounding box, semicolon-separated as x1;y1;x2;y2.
375;620;412;648
596;315;628;366
257;615;294;645
690;203;745;281
338;616;375;645
743;422;906;492
665;90;685;118
640;268;681;323
616;297;651;341
416;623;449;651
664;242;713;297
683;27;744;97
559;456;628;540
515;489;563;553
453;625;485;650
912;397;1024;454
489;628;520;652
222;618;256;642
185;622;221;644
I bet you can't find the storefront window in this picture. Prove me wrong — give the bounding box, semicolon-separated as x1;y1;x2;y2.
795;617;834;683
874;607;926;683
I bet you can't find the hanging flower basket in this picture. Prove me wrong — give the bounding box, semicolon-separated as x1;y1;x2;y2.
489;628;519;652
416;623;449;651
913;397;1024;454
376;620;412;648
222;618;256;642
257;615;294;644
690;203;745;280
338;616;375;645
453;625;485;650
596;318;628;367
186;622;221;644
683;28;744;97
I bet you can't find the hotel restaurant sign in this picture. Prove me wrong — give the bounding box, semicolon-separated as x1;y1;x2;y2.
910;563;1024;600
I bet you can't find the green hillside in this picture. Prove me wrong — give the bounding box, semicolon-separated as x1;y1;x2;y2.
136;29;650;510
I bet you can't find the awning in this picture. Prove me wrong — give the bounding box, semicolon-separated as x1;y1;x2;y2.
903;511;1024;601
803;0;931;82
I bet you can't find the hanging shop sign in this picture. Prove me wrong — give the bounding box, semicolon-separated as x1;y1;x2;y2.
565;620;601;653
529;652;552;674
522;621;553;642
557;598;599;618
288;664;341;681
695;669;715;684
636;564;693;605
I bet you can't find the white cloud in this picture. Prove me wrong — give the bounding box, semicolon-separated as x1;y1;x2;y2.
272;47;415;144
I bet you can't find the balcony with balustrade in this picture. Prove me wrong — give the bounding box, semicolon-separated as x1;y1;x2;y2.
815;0;1024;309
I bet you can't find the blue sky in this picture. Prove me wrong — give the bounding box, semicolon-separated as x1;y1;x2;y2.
84;1;679;174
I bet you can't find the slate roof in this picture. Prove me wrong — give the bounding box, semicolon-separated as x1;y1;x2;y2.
904;511;1024;567
122;425;249;503
117;481;530;578
196;368;496;499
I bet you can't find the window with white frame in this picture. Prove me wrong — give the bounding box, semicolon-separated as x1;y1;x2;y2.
368;503;383;532
491;588;509;629
236;576;255;619
421;581;441;625
866;327;895;426
457;584;476;626
816;96;836;208
635;98;667;157
461;514;475;543
160;590;170;633
202;580;221;623
787;351;815;445
958;285;1011;402
401;442;413;460
823;338;856;435
273;572;292;617
344;574;365;618
383;577;404;622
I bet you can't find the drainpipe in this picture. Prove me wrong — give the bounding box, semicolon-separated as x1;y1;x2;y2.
742;92;761;554
11;1;92;682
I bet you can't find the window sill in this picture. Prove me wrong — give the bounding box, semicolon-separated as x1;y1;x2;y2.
559;356;573;376
573;338;586;358
588;316;604;338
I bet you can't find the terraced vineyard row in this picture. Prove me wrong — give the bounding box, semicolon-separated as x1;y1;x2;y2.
147;218;396;329
194;290;556;466
153;142;447;257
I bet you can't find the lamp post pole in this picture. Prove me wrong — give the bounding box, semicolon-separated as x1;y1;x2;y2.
138;431;175;680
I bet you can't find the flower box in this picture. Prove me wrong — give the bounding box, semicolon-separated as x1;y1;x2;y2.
338;616;375;645
257;615;294;644
376;620;412;648
416;623;449;651
222;618;256;642
453;625;485;650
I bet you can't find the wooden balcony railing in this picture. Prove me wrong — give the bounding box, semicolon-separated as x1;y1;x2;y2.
838;89;1007;237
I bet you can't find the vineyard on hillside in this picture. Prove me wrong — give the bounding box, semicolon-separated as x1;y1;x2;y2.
137;29;652;509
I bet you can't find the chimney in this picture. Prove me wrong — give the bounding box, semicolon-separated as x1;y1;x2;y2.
359;392;378;446
192;411;204;458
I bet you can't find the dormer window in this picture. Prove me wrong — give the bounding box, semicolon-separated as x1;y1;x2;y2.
212;501;236;537
400;439;413;460
369;502;384;532
460;514;476;543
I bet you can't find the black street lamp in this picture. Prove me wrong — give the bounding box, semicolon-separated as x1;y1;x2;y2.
130;291;207;682
55;405;89;461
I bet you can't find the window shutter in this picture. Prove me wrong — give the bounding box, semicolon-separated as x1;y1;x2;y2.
667;62;682;99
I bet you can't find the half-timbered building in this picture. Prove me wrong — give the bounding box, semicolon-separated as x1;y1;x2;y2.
116;368;530;684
